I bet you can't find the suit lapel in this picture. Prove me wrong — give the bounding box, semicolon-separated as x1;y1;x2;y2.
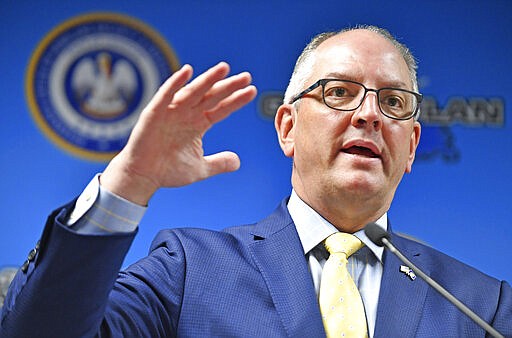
248;201;325;337
374;233;430;338
247;202;434;337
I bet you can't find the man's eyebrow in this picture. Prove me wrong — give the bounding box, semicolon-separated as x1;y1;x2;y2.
323;72;409;89
380;81;409;89
324;72;360;82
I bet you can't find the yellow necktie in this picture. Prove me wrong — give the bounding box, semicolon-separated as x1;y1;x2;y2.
319;233;368;338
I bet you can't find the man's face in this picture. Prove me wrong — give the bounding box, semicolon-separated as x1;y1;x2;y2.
277;30;421;228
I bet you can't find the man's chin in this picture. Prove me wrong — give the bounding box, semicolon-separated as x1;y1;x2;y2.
331;173;385;198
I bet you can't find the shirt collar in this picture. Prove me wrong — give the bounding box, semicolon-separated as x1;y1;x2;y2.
287;190;387;263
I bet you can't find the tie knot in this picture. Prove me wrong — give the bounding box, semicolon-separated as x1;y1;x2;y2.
324;232;363;257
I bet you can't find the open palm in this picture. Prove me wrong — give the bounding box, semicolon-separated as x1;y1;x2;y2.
100;62;257;205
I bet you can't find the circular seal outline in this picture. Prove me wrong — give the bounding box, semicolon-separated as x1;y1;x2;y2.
26;12;180;161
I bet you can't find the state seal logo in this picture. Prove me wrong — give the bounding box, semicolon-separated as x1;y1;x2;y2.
26;12;180;161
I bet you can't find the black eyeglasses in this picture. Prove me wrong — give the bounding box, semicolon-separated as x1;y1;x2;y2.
290;78;423;120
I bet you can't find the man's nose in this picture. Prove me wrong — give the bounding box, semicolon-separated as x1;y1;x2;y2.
350;91;382;130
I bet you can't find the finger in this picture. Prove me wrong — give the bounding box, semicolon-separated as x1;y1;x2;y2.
173;62;231;106
203;151;241;178
199;71;253;111
205;85;257;125
149;64;194;110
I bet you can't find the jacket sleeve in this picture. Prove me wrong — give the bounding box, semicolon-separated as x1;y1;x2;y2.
0;201;136;337
491;280;512;337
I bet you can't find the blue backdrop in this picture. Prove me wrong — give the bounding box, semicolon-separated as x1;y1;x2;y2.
1;0;511;285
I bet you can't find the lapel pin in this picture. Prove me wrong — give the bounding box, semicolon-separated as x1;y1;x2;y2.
400;265;417;281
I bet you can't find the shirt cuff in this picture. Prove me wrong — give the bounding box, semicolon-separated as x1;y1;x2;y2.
66;174;146;234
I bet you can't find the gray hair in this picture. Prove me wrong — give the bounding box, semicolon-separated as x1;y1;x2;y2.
283;25;420;117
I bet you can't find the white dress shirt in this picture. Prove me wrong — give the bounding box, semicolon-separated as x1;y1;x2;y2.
287;190;386;338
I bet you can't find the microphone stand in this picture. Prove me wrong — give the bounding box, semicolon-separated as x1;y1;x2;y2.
381;237;504;338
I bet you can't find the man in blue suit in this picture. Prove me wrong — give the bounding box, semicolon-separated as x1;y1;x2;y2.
1;26;511;337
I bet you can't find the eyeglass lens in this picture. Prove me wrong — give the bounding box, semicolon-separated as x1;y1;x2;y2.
323;80;417;119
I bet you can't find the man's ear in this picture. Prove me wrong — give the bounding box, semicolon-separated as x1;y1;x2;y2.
275;103;295;158
405;121;421;173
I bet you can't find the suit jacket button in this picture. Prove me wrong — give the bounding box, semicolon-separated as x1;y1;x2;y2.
21;260;29;273
27;248;37;262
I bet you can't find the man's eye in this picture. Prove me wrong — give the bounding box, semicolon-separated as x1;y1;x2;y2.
384;96;403;108
326;87;348;97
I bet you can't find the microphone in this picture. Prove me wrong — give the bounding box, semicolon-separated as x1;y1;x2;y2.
364;223;504;338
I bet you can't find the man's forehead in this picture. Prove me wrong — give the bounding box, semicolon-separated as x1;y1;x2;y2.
316;30;402;63
312;30;410;85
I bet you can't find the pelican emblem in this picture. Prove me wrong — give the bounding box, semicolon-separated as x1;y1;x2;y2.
72;52;137;119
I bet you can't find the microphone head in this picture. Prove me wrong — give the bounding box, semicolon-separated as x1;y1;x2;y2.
364;223;390;247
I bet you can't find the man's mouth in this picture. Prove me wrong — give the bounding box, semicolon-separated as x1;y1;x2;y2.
342;146;380;158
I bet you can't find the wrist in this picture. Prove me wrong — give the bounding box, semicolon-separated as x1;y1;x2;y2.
100;157;158;206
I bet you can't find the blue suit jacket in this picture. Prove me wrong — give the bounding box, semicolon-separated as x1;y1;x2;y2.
1;198;511;337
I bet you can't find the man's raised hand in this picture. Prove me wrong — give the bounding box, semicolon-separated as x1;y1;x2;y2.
100;62;257;205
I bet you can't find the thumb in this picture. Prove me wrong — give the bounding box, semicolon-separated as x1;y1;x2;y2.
203;151;241;178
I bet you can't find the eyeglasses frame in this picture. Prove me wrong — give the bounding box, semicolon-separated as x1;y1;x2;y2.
289;78;423;121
